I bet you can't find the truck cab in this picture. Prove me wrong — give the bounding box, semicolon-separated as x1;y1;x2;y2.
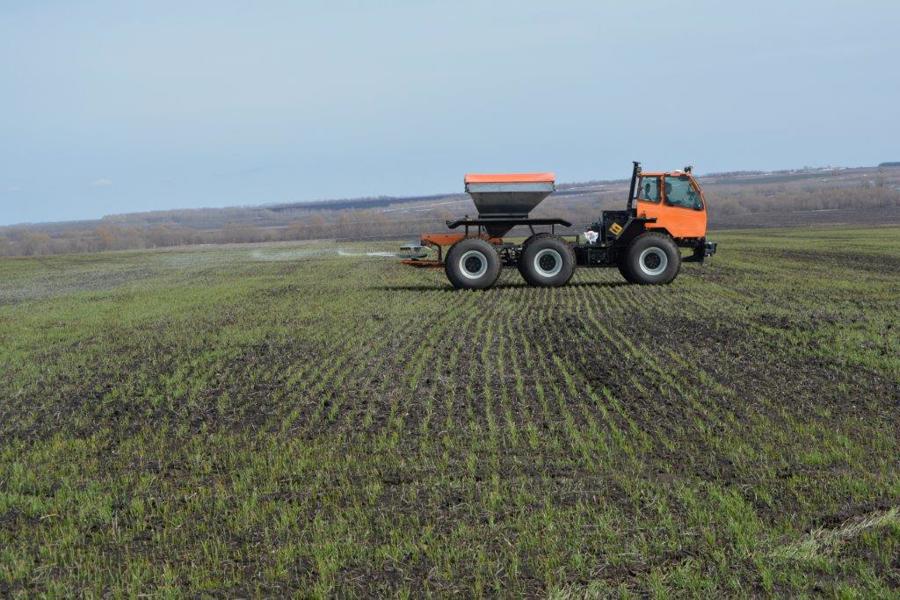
583;163;716;283
634;169;708;240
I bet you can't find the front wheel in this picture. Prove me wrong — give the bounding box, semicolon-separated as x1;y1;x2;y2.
445;238;501;289
619;232;681;284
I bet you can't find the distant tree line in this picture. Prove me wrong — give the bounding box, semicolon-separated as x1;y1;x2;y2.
1;168;898;257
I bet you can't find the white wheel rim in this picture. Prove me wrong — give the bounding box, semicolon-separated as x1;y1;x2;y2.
638;247;668;276
458;250;488;280
534;248;563;278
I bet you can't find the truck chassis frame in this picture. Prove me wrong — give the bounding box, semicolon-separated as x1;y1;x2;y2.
402;215;714;269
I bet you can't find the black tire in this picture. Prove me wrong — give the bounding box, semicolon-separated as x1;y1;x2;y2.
445;238;501;289
521;232;552;249
617;260;638;283
620;232;681;284
518;236;576;287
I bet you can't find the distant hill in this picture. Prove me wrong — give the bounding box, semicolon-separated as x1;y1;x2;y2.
2;165;899;257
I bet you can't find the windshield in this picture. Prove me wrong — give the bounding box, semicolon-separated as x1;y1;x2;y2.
664;175;703;210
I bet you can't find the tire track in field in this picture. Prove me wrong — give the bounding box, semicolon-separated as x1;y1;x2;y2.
337;309;427;438
391;287;481;440
330;300;434;434
495;286;555;453
558;278;657;456
608;285;750;442
550;274;790;494
489;280;604;481
298;285;468;438
504;283;572;461
490;278;556;450
379;285;508;449
550;279;745;469
507;285;606;464
426;282;516;483
276;286;446;437
498;276;645;489
326;280;468;434
542;284;616;460
456;287;509;441
577;272;894;494
338;299;442;437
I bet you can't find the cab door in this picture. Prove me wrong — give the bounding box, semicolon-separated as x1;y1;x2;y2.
641;174;707;239
635;174;663;224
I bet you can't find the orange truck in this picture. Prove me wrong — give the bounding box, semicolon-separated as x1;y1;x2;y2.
401;162;716;289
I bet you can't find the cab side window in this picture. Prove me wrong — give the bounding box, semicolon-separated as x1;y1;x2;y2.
637;176;660;203
664;175;703;209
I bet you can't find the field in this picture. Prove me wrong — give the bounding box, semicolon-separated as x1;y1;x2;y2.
1;227;898;597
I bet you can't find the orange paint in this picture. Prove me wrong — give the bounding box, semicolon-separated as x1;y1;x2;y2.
419;232;501;246
400;259;444;268
464;172;555;184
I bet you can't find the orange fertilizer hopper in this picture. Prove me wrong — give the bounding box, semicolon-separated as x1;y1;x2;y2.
464;172;556;225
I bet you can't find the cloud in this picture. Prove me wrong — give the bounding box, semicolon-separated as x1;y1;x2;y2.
91;178;113;187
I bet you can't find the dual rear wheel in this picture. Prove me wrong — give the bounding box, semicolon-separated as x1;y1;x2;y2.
518;234;575;287
445;235;575;289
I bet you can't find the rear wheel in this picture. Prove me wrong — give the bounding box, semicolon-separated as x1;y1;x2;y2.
620;232;681;284
445;238;501;289
518;236;576;287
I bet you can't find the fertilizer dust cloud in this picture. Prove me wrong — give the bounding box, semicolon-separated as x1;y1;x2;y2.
249;248;400;261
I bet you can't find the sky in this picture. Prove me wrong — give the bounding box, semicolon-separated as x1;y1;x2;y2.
1;1;899;226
